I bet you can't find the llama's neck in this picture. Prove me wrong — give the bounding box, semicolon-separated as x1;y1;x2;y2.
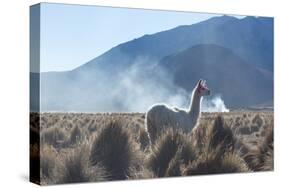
188;90;202;124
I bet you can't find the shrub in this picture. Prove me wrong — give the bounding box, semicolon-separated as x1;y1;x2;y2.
183;148;249;175
129;167;155;180
206;116;236;155
165;149;184;177
68;125;83;145
243;123;273;171
250;125;260;133
146;128;196;177
264;123;273;149
252;114;264;128
89;120;140;180
235;139;250;157
138;127;150;151
261;147;273;171
221;153;250;173
190;122;209;152
41;126;66;147
238;126;252;135
166;135;197;177
40;144;58;184
58;145;107;183
87;119;97;132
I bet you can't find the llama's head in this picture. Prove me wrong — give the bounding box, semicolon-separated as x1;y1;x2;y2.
196;79;211;97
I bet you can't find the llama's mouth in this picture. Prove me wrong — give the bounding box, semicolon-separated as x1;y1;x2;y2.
207;90;211;95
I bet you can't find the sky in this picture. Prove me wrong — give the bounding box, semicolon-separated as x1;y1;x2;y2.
39;3;244;72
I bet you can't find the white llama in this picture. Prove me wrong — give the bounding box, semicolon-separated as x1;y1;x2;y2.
145;79;211;144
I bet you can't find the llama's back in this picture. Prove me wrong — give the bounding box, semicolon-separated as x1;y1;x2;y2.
145;104;185;144
145;104;164;144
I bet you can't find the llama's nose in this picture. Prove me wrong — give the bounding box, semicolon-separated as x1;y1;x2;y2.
208;90;211;95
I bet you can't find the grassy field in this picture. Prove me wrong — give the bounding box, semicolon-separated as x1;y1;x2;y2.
30;111;273;185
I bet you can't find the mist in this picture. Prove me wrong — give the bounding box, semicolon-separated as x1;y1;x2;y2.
111;58;229;112
40;56;229;113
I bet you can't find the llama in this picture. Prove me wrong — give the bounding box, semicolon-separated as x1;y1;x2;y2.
145;79;211;144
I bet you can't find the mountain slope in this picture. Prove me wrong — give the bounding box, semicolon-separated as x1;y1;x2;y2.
74;15;273;74
160;44;273;108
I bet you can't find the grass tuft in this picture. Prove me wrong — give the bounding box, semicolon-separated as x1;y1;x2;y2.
90;119;140;180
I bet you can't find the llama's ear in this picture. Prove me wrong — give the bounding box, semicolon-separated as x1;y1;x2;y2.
203;80;206;86
197;79;203;86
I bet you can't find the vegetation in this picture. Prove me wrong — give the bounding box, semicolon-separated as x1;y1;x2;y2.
30;111;273;185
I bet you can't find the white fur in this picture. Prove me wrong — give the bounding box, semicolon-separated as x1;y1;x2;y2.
145;79;210;144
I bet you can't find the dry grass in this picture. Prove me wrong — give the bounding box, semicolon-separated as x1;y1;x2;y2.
146;128;196;177
205;116;236;156
40;144;58;184
57;145;108;184
30;111;273;185
67;125;83;146
89;120;141;180
138;127;150;151
183;149;249;175
242;122;273;171
40;126;66;147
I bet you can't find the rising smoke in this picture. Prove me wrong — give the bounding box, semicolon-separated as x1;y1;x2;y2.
112;58;229;112
41;56;229;113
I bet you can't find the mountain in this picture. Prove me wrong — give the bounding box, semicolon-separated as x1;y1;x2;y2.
75;15;273;73
159;44;273;108
39;15;274;112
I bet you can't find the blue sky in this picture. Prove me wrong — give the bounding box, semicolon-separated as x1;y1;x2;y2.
40;3;244;72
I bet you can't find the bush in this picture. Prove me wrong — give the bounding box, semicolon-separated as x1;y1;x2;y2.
252;114;264;128
68;125;83;145
206;116;236;155
190;122;209;152
41;126;66;147
146;128;196;177
138;127;150;151
129;167;155;180
58;145;107;184
40;144;58;184
183;148;249;175
264;123;273;149
89;120;140;180
221;153;250;173
243;123;273;171
239;126;252;135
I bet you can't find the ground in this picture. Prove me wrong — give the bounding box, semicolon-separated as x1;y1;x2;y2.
30;111;274;185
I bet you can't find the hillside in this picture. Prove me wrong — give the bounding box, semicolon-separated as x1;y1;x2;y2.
160;44;273;108
75;15;273;73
